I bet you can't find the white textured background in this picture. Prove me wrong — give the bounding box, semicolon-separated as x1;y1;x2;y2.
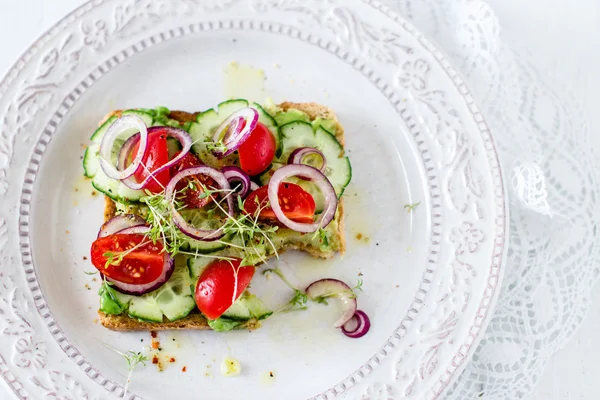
0;0;598;398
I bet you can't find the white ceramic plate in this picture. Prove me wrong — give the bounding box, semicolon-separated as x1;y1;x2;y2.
0;1;507;399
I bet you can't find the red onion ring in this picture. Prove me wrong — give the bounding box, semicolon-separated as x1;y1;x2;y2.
117;132;140;172
117;225;151;235
306;279;357;328
121;126;193;191
99;115;148;180
211;107;259;158
288;147;327;174
165;166;234;241
341;310;371;338
108;253;175;295
222;166;251;198
97;214;146;238
267;164;337;233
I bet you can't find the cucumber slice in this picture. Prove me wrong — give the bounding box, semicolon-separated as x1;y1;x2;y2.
187;257;214;279
177;208;228;253
180;236;228;254
274;109;309;126
166;137;183;158
116;256;196;322
82;144;100;178
221;292;272;321
127;295;165;322
91;165;145;202
312;117;338;134
221;298;251;321
217;99;249;116
90;116;117;143
244;293;273;320
154;261;196;321
273;121;352;197
124;109;154;127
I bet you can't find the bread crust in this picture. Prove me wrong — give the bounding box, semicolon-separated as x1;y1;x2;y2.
98;102;346;331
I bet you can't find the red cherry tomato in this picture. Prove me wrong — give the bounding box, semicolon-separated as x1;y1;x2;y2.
131;128;171;194
238;122;276;176
170;151;215;209
194;258;255;320
244;183;316;224
90;234;165;284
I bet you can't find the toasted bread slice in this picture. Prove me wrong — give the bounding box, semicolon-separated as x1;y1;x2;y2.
98;102;346;331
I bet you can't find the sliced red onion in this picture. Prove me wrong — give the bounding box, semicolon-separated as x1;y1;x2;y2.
222;166;251;198
267;164;337;233
99;115;148;180
210;107;259;158
250;181;260;192
117;133;140;171
109;253;174;295
165;166;233;241
121;126;193;191
97;214;146;238
288;147;327;174
342;310;371;338
117;225;151;235
306;279;357;328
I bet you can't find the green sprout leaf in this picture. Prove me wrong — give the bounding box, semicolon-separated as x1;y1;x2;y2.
403;201;421;213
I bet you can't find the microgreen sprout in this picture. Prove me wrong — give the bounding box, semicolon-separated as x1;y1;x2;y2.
263;268;308;314
101;342;149;399
311;227;329;248
141;179;278;266
404;201;421;213
205;139;227;154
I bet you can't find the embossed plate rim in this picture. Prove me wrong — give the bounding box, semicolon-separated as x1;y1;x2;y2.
0;1;507;399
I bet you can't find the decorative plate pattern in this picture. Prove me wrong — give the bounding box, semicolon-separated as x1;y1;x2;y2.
0;1;506;399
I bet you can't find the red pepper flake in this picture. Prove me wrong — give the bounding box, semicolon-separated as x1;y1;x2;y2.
83;256;88;260
152;355;159;364
150;331;157;338
151;341;159;350
182;366;187;372
169;357;176;363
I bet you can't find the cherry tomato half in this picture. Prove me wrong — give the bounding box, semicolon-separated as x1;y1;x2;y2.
90;234;165;284
244;183;316;224
170;151;215;209
238;122;276;176
131;129;171;194
194;258;255;320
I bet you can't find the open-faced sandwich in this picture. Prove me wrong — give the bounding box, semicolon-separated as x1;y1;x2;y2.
82;99;369;338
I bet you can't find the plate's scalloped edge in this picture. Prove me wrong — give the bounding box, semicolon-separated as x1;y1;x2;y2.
363;0;507;397
412;22;507;400
0;1;508;399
